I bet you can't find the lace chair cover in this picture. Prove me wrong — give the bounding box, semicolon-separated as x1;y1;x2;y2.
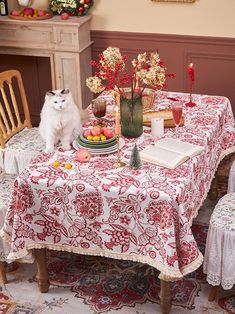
227;161;235;193
0;128;45;174
0;172;16;261
203;193;235;289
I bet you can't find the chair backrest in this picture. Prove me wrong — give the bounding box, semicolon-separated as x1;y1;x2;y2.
0;70;32;150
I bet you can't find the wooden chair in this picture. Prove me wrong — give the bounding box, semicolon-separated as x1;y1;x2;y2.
0;69;43;281
203;192;235;301
0;69;44;174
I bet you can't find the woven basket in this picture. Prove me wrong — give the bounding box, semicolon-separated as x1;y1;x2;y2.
142;88;157;112
121;87;157;112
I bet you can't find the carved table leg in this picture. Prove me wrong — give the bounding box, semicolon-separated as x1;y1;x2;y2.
34;248;50;293
160;279;172;314
208;174;218;201
0;261;7;284
208;285;219;301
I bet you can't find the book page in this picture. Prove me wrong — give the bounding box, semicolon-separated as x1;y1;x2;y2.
139;145;189;169
155;138;204;158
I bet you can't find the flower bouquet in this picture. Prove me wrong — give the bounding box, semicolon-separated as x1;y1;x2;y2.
86;47;174;137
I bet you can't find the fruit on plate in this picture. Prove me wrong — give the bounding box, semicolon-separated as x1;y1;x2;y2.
103;128;114;139
76;148;91;163
11;10;20;16
83;129;92;138
83;126;114;141
38;9;46;17
90;126;101;136
23;7;34;16
10;8;49;18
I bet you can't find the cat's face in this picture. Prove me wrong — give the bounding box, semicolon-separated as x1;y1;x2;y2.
45;89;71;111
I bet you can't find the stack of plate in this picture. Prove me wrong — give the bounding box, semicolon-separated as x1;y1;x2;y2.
73;135;119;155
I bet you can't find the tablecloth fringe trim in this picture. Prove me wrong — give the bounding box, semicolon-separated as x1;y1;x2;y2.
3;241;205;281
0;229;11;243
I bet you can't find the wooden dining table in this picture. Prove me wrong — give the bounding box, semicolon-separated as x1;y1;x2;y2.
1;90;235;314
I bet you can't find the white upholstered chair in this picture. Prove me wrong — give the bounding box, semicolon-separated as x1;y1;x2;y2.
0;171;17;283
0;69;44;174
227;161;235;193
203;192;235;301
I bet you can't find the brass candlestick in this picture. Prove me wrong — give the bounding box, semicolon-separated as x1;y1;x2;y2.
113;135;126;168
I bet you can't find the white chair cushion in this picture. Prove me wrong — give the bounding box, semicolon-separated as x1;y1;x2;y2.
0;127;45;174
210;192;235;231
227;160;235;193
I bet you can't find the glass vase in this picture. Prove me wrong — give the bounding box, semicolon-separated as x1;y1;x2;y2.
120;93;143;138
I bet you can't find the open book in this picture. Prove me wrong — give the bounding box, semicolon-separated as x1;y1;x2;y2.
139;138;205;169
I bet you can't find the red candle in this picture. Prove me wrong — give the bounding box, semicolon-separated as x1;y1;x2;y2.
187;63;195;83
115;106;121;136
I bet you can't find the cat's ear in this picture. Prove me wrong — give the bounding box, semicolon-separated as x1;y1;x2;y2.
61;88;70;95
46;91;55;97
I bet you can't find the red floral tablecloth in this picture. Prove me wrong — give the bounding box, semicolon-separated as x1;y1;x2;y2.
1;91;235;280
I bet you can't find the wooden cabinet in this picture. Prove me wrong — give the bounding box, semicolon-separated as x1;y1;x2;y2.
0;15;93;110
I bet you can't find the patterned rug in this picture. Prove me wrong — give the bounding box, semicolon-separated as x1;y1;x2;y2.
218;295;235;314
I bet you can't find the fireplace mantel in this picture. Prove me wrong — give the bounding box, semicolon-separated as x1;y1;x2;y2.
0;15;93;109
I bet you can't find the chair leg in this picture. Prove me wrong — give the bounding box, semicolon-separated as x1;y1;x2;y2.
0;261;7;284
208;174;218;201
208;285;219;301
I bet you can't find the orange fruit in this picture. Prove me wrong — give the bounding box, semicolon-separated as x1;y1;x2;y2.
65;163;72;170
52;160;60;168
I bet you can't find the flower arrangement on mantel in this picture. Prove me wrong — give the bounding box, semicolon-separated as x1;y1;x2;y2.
49;0;94;16
86;46;174;101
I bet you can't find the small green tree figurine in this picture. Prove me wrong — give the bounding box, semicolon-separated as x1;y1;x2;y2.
130;144;142;169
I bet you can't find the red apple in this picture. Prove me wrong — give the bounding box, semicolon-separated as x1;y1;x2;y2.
23;7;34;16
91;126;101;136
83;129;92;138
11;10;20;16
38;9;46;17
103;128;114;139
61;12;70;20
76;148;91;162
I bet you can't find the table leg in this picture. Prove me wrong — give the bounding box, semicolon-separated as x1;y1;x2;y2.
0;261;7;284
208;285;219;301
34;248;50;293
160;279;172;314
208;174;218;201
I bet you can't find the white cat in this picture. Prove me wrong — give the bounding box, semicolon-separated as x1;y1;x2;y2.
39;88;82;153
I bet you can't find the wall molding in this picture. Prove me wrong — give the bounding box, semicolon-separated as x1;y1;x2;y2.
91;31;235;48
